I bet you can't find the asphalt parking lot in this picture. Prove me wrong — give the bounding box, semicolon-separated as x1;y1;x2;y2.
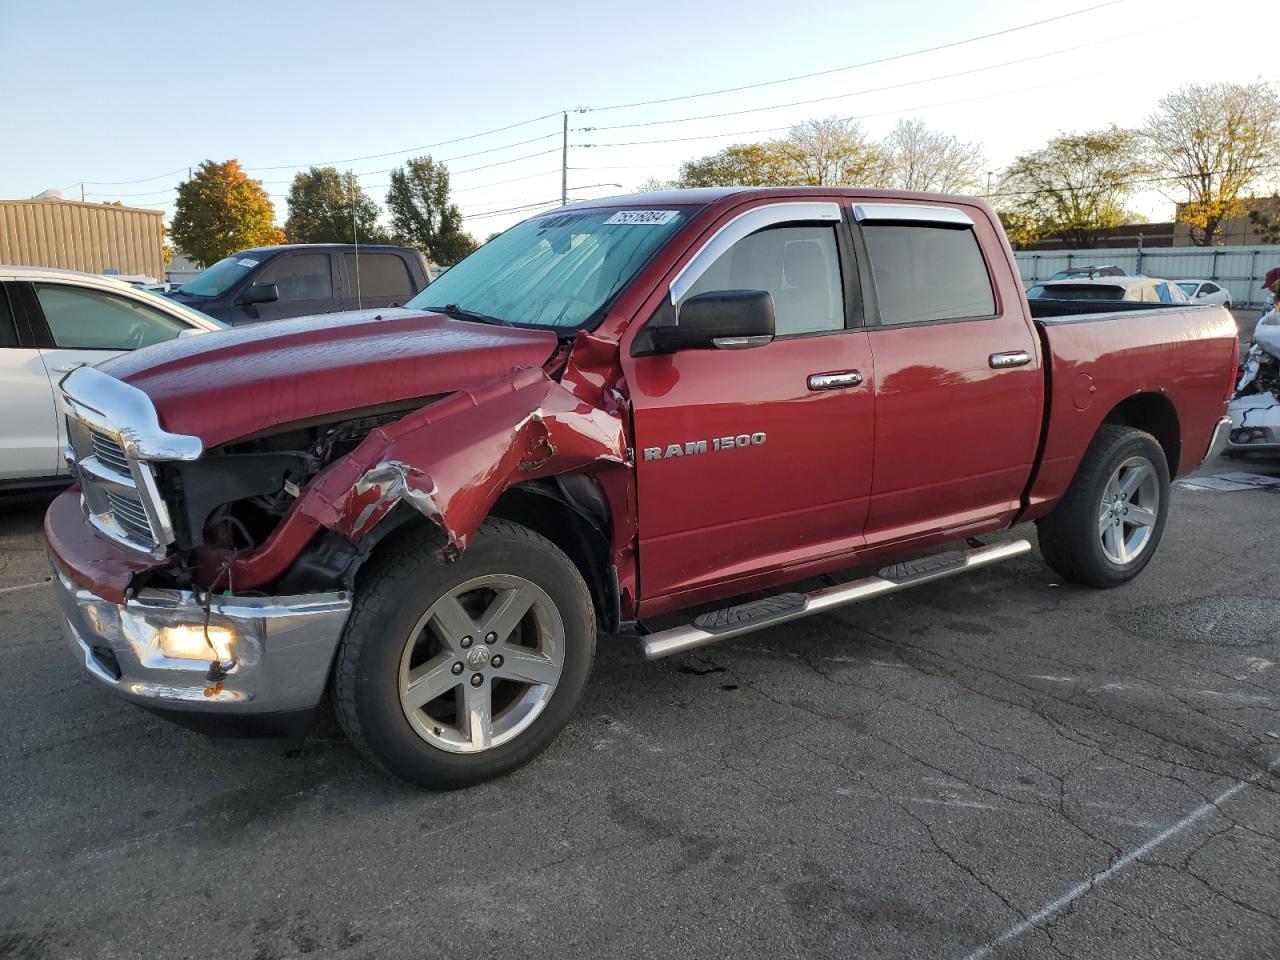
2;449;1278;960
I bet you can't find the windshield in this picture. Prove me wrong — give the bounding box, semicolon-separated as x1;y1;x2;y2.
179;253;265;297
405;206;693;330
1177;282;1199;296
133;287;228;327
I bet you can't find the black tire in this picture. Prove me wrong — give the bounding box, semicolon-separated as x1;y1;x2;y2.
332;518;595;789
1035;424;1171;588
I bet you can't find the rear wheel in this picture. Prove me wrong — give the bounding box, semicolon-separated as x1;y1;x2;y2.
1036;425;1170;588
333;519;595;789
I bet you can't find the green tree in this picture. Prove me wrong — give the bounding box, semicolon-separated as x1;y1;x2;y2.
1145;82;1280;246
171;160;283;266
385;156;476;264
995;127;1147;249
285;167;388;244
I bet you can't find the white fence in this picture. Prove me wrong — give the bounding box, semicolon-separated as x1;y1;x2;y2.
1014;246;1280;307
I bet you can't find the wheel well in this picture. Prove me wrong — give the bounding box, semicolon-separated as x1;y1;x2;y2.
1102;392;1181;475
488;477;619;634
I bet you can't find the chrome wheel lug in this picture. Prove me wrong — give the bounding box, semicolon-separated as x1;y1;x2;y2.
485;632;498;644
460;636;473;649
491;654;504;668
470;673;483;687
451;662;464;675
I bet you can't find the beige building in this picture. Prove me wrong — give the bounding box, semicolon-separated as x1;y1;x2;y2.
0;197;165;281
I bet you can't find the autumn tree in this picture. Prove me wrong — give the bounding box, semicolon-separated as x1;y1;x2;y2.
171;160;283;266
285;167;388;244
1144;81;1280;246
883;118;985;194
994;127;1147;249
677;143;794;187
385;156;476;264
774;118;889;187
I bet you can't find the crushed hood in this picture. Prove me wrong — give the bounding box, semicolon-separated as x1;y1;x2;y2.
97;308;559;448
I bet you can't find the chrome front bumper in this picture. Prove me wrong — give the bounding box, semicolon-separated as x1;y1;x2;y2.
52;565;351;718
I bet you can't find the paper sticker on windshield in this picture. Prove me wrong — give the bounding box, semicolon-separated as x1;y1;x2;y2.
237;258;259;267
604;210;678;226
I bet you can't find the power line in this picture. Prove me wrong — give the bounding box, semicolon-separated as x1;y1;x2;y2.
577;33;1135;142
580;0;1124;114
575;73;1095;153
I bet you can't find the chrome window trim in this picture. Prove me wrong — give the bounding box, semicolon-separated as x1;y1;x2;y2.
852;202;974;226
669;201;843;305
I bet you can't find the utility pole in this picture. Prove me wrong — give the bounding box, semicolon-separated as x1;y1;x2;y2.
985;171;993;200
349;171;362;310
561;112;569;206
80;183;85;202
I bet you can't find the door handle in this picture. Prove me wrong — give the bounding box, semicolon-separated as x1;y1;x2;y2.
989;351;1031;369
808;370;863;390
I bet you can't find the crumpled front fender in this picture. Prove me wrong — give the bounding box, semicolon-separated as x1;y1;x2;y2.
198;361;632;589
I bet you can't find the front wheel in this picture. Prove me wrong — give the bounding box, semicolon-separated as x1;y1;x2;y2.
332;519;595;789
1036;425;1170;588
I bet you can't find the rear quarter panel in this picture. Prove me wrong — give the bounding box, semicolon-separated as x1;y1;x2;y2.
1025;305;1237;519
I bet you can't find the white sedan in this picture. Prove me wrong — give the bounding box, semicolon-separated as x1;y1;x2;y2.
1176;280;1232;308
0;265;225;488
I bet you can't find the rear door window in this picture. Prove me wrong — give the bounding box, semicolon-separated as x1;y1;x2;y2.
343;253;415;300
861;224;995;325
258;253;333;301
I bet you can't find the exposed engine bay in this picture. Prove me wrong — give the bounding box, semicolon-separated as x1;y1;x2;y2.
154;398;436;558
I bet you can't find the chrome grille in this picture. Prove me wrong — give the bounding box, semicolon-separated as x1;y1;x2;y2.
59;367;201;559
90;429;130;473
64;415;165;555
103;489;156;543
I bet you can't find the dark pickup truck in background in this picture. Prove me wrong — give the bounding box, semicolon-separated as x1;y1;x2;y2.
46;187;1237;789
165;243;429;325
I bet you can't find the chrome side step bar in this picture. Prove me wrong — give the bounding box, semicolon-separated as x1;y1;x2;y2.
639;539;1032;660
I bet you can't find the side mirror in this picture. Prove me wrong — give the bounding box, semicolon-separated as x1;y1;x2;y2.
238;282;279;306
1196;290;1207;298
651;289;775;353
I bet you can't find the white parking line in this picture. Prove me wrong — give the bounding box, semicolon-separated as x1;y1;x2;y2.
0;579;51;595
960;755;1279;960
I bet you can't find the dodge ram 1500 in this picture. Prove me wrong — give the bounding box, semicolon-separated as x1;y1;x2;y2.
45;188;1238;787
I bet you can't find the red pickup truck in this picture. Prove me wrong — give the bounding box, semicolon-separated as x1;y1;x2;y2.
45;188;1237;788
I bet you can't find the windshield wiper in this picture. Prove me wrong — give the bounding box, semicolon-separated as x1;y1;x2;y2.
427;303;508;326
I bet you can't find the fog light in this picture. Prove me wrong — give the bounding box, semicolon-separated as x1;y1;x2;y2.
158;624;237;662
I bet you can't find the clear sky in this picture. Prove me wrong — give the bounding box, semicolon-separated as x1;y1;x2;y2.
2;0;1276;238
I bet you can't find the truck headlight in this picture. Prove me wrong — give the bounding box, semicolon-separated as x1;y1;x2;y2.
158;623;237;662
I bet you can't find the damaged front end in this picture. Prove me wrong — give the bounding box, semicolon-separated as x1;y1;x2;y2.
47;339;633;731
1228;318;1280;455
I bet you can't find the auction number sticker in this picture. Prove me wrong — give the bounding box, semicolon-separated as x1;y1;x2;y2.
237;258;260;267
604;210;678;225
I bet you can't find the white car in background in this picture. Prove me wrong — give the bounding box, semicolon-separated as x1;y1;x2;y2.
1176;280;1232;308
0;266;225;489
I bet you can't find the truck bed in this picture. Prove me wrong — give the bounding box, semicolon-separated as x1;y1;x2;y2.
1021;302;1238;520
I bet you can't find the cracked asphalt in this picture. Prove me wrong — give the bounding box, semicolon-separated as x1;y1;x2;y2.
2;453;1279;960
